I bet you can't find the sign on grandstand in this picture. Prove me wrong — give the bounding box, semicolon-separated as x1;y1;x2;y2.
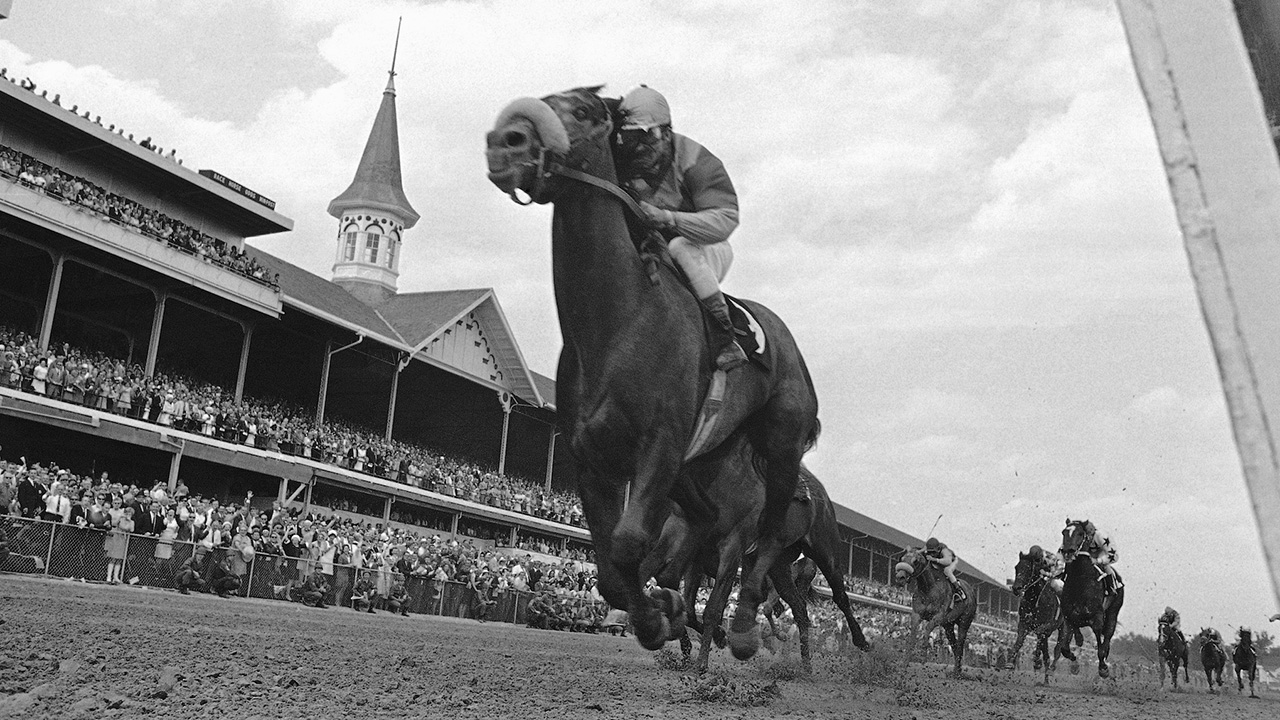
198;169;277;210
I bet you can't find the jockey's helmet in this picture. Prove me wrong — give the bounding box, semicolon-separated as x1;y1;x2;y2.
1165;606;1175;615
925;537;941;551
620;85;671;130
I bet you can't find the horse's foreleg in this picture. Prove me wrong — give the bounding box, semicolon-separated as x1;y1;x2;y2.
610;455;685;650
1008;628;1028;670
952;615;974;677
576;476;628;610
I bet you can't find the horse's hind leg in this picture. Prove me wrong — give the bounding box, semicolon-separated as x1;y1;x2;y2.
728;422;810;660
807;534;872;651
767;548;812;672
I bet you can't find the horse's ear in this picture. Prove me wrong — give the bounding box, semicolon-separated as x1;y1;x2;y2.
582;84;605;95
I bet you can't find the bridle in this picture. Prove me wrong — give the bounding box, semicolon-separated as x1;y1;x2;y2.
503;94;648;222
1061;520;1090;557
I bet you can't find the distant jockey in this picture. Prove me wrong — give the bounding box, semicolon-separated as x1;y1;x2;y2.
1204;627;1224;647
615;85;747;372
924;537;966;602
1030;544;1064;595
1159;606;1185;645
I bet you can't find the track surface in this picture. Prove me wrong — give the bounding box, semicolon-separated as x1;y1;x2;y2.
0;574;1275;719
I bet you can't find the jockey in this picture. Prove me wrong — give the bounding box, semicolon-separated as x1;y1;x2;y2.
615;85;748;372
1087;525;1121;594
1032;545;1065;594
1158;606;1184;644
924;537;966;601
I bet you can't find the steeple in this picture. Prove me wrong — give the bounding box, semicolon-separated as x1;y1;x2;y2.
329;19;419;306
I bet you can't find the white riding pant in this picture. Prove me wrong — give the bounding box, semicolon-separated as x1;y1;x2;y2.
669;236;733;300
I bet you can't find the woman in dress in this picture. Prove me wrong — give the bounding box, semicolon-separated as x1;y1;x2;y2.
105;505;135;584
153;506;178;583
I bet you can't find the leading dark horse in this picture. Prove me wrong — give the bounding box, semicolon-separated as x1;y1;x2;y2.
486;87;820;659
894;547;977;676
1196;627;1227;693
1008;546;1067;681
1055;519;1124;679
1235;628;1259;698
1158;620;1189;689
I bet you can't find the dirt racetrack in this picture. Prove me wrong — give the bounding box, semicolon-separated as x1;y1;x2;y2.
0;574;1275;720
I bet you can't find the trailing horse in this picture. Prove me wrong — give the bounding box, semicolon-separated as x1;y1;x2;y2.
1158;620;1189;689
1008;546;1069;680
1055;519;1124;679
654;441;871;672
486;87;821;659
1234;627;1259;698
894;547;977;676
1196;627;1227;693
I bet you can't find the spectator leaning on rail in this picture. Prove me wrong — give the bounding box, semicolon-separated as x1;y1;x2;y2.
614;85;747;372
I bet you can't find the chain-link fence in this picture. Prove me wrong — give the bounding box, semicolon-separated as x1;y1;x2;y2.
0;514;558;626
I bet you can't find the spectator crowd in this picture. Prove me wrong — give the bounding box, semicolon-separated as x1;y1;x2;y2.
0;325;586;530
1;144;277;289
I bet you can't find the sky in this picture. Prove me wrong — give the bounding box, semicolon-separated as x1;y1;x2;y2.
2;0;1277;635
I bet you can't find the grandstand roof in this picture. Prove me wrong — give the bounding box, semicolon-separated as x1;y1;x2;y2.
247;247;403;346
326;75;420;227
531;371;557;411
831;502;1006;588
378;289;489;347
244;244;548;407
0;79;292;237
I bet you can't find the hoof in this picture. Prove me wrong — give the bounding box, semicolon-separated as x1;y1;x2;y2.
648;588;687;642
631;605;671;651
728;622;760;661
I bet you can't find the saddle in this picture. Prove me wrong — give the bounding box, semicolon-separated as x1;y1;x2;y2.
634;230;768;370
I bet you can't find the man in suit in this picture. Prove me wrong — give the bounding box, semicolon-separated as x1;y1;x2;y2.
16;465;47;518
132;495;157;536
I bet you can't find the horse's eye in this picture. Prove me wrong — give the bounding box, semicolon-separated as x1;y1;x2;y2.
572;107;590;121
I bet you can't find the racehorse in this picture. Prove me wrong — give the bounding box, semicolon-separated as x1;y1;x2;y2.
894;547;977;676
654;439;870;671
1158;619;1189;689
1055;519;1124;679
486;86;821;659
1008;546;1068;679
1234;627;1259;698
1196;627;1227;693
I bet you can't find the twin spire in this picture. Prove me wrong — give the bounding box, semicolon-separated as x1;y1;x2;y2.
328;19;418;306
327;18;419;226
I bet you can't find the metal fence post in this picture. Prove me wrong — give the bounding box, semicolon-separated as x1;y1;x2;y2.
43;520;55;574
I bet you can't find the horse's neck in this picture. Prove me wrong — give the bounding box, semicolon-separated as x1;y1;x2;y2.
551;136;649;362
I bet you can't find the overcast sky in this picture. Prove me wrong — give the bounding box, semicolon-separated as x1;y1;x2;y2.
3;0;1276;634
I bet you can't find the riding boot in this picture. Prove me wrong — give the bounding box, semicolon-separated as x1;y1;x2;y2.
700;293;748;371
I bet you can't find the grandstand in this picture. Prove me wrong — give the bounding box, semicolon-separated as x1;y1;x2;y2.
0;66;1015;620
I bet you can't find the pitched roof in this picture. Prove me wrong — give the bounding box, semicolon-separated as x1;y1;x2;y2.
244;246;401;345
831;502;1005;588
327;79;420;227
531;371;556;410
377;289;490;347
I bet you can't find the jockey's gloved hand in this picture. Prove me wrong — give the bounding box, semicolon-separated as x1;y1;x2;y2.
637;201;675;232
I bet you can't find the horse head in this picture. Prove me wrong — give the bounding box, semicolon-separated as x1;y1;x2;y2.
486;85;615;205
1239;627;1253;646
1060;518;1093;557
1011;547;1041;594
894;547;925;586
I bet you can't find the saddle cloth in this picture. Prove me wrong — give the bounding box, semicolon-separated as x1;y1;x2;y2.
724;294;768;369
